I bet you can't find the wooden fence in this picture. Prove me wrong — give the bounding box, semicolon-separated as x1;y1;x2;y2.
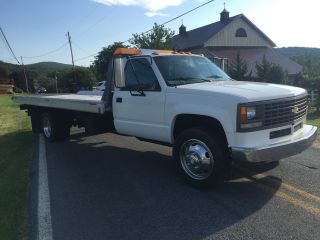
308;89;319;106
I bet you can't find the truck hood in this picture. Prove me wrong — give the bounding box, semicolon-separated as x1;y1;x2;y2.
169;80;306;102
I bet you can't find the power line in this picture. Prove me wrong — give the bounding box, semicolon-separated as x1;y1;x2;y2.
0;26;31;92
66;5;100;36
4;6;98;61
134;0;215;37
0;34;14;59
74;8;114;38
74;0;215;62
72;40;92;54
121;0;215;43
0;26;21;64
74;52;96;63
22;42;68;59
162;0;215;26
2;57;16;62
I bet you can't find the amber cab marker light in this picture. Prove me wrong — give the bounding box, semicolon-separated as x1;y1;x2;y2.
113;48;141;55
240;106;247;123
152;50;177;55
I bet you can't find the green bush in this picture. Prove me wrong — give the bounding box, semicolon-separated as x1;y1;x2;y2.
13;87;23;93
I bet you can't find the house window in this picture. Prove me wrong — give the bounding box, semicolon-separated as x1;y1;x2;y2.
235;28;247;37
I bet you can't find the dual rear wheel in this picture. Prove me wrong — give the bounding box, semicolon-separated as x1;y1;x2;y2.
41;112;70;142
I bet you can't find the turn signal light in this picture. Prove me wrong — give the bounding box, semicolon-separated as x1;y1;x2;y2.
152;50;193;55
240;106;247;123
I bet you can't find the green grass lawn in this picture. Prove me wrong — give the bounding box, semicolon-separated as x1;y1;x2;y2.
0;94;32;240
307;107;320;127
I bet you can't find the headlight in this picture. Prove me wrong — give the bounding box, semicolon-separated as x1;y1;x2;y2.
239;105;263;130
247;107;256;120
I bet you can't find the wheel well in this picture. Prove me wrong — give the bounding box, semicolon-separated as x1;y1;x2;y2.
173;114;228;146
26;106;74;128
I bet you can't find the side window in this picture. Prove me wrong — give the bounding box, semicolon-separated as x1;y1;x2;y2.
124;58;160;91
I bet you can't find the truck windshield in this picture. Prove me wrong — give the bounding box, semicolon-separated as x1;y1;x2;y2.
154;55;231;86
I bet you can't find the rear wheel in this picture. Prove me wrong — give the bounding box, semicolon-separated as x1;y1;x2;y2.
173;128;229;188
30;111;42;133
42;112;70;142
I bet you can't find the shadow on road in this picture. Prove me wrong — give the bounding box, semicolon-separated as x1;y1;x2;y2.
46;133;282;240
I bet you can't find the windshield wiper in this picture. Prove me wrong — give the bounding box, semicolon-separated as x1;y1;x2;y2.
169;77;211;83
206;75;223;79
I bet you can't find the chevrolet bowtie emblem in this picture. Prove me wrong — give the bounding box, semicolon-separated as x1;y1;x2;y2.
292;106;299;113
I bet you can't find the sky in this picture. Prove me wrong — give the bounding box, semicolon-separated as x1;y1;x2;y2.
1;0;320;66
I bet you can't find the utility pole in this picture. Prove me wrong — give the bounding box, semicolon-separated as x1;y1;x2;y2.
20;56;29;93
55;73;58;93
67;32;76;83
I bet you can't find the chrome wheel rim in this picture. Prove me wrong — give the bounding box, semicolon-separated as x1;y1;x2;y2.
180;139;214;180
43;116;52;138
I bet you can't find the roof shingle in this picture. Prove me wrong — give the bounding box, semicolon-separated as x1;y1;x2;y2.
206;47;302;75
171;15;239;50
171;14;276;50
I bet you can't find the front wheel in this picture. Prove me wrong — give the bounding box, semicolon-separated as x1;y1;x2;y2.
173;128;229;188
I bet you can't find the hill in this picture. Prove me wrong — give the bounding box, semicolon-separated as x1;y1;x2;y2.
0;60;88;92
275;47;320;58
25;62;73;74
0;61;73;75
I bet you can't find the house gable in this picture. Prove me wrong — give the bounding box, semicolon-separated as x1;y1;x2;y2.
205;16;275;48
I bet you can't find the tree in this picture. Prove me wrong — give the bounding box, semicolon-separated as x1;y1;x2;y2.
228;52;248;80
0;65;9;78
10;70;34;92
255;55;284;84
292;54;320;87
268;64;285;84
130;23;175;50
92;42;129;81
33;76;57;93
255;55;272;82
57;67;96;93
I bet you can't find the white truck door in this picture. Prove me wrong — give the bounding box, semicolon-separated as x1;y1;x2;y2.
113;57;169;142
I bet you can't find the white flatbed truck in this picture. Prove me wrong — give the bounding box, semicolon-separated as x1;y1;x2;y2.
12;48;318;187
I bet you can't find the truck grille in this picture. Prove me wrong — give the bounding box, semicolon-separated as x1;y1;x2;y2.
264;95;308;127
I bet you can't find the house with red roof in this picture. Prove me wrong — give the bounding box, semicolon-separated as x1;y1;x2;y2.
0;78;14;94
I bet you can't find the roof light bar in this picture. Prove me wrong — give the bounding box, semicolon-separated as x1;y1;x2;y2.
113;48;141;56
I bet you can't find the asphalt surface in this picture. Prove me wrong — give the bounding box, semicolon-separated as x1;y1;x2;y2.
31;129;320;240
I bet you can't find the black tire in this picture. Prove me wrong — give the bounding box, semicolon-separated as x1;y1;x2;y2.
42;112;70;142
84;115;100;135
84;114;112;135
173;128;230;188
30;111;42;133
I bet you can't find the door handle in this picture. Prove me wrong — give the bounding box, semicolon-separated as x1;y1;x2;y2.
116;97;122;103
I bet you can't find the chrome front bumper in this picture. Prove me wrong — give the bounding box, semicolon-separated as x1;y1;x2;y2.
231;125;318;163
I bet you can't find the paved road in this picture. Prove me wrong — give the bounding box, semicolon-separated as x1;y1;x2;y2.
31;129;320;240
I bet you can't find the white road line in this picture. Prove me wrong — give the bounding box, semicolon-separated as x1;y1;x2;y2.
37;134;53;240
